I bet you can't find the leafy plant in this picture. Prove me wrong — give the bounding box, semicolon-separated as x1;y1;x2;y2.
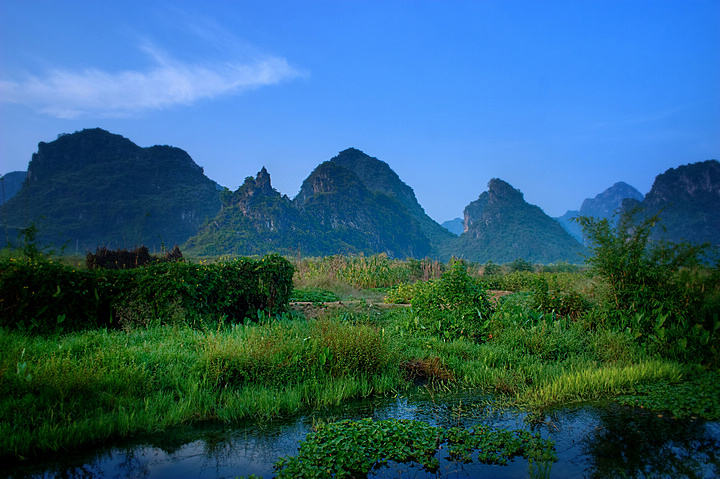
291;287;340;303
616;370;720;420
532;275;590;319
274;418;557;478
404;259;493;341
574;207;719;364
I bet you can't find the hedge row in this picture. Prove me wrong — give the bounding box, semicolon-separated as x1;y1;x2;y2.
0;254;294;333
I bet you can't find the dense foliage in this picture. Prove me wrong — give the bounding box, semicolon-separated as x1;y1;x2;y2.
399;260;492;341
0;254;293;333
2;209;719;466
575;208;720;364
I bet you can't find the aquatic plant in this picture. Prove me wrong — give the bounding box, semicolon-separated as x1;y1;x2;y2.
616;370;720;420
274;418;557;478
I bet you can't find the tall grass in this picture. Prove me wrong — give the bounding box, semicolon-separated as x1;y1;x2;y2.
0;315;403;460
292;254;445;292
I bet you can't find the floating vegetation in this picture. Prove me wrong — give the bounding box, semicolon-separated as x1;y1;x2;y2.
274;418;557;478
616;370;720;420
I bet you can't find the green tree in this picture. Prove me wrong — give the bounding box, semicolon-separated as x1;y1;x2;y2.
574;208;708;315
574;207;718;363
483;260;502;276
508;258;534;273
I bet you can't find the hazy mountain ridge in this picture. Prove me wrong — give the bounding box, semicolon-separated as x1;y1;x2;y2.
441;218;464;236
556;182;645;242
1;171;26;206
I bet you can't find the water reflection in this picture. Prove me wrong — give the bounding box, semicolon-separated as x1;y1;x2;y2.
4;392;719;479
583;404;719;478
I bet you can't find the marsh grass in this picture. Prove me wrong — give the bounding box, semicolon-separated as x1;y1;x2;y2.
388;297;685;411
0;316;403;460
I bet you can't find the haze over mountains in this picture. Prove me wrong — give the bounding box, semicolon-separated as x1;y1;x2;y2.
556;182;645;243
2;129;718;263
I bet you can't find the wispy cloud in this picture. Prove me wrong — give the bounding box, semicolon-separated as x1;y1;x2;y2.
0;44;301;118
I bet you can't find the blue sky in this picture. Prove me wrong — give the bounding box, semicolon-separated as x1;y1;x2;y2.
1;0;718;222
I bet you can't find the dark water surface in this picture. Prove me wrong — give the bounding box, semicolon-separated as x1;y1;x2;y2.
5;390;719;478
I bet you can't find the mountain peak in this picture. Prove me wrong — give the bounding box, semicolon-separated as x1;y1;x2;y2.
458;178;585;263
330;148;420;210
295;161;367;207
487;178;525;205
6;128;221;249
639;159;720;244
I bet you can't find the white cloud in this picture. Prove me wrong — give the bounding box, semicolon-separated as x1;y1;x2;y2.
0;45;301;118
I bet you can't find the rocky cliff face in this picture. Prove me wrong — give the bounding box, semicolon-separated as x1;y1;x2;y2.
463;178;527;234
447;178;586;264
185;167;321;256
4;128;221;250
638;159;720;244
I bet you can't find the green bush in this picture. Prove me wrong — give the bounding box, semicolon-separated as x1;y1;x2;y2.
0;254;294;333
290;287;341;303
402;260;493;341
532;275;590;319
575;208;720;364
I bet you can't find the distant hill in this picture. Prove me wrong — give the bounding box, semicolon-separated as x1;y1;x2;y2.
634;159;720;245
3;128;221;251
556;181;645;242
1;171;26;205
441;218;464;236
185;149;440;258
447;179;587;264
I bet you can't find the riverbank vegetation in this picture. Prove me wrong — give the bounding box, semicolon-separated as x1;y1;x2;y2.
1;212;719;469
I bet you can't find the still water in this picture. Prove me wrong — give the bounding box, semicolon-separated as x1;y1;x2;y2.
5;390;719;478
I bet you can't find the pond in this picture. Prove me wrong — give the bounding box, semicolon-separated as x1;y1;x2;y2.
4;390;719;478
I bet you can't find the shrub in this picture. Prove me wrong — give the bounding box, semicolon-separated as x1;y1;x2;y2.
0;254;294;333
508;258;535;273
86;245;184;269
531;275;590;320
575;208;719;364
404;260;493;341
